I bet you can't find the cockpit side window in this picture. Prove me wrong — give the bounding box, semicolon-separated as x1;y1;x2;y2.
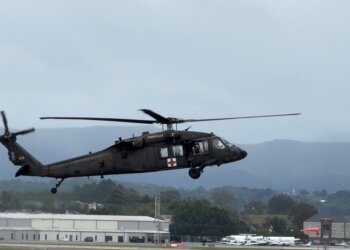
213;139;225;149
193;141;209;155
202;141;209;152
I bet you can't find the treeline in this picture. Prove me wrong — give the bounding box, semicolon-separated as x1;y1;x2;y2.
4;179;350;239
0;179;322;239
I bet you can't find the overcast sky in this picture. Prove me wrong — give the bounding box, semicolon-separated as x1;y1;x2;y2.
1;0;349;143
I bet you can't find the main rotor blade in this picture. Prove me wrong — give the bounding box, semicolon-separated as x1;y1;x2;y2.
40;111;301;127
139;109;170;124
40;116;156;124
12;128;35;136
182;113;301;123
1;111;9;134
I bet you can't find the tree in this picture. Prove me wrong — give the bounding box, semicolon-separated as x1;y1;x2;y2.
242;201;267;214
289;203;317;229
72;179;118;203
313;189;327;198
263;216;288;235
160;190;181;203
106;184;140;205
0;191;20;210
268;194;296;214
160;190;182;214
209;190;236;211
170;199;238;236
299;189;310;196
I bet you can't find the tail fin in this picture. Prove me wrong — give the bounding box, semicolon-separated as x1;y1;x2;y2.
0;111;44;177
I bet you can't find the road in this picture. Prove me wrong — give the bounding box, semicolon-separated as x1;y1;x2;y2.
0;242;348;250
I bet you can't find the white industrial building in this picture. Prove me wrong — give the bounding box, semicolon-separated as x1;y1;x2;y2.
0;213;169;243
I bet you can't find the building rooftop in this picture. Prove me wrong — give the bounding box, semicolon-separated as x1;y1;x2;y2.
0;213;163;222
305;214;350;223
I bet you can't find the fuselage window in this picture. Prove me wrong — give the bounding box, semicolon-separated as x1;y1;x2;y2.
213;139;225;149
160;147;168;158
172;145;183;157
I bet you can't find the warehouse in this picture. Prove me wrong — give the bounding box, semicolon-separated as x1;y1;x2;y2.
0;213;169;243
304;215;350;242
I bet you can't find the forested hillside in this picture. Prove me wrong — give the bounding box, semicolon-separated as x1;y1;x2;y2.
0;179;346;215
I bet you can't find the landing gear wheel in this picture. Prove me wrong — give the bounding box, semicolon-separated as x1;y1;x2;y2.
189;167;201;179
51;178;65;194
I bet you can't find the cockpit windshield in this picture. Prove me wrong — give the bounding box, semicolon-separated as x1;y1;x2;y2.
221;138;235;148
212;138;226;149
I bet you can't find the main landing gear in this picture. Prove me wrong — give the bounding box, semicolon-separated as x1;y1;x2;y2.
188;167;204;179
51;178;65;194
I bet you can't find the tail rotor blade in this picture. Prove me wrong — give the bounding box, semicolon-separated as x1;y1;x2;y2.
1;111;9;134
12;128;35;137
0;111;35;139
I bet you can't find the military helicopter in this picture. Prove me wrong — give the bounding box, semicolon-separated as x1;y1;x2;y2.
0;109;300;194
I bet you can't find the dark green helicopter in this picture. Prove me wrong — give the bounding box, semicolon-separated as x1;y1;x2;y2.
0;109;300;193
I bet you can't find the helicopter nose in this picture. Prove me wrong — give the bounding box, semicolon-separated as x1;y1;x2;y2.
230;146;247;161
239;148;247;159
233;147;247;160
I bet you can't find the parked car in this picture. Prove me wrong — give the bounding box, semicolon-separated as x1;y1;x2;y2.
60;236;69;242
84;237;93;242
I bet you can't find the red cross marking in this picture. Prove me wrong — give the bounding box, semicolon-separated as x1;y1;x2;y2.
167;158;177;167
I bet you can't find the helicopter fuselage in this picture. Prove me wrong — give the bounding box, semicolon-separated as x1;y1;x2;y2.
28;130;247;179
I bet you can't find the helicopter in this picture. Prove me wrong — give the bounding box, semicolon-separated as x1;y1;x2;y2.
0;109;300;194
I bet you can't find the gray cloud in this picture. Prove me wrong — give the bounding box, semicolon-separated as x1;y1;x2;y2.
0;0;349;143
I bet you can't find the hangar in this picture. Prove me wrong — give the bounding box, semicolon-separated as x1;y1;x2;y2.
304;215;350;242
0;213;169;243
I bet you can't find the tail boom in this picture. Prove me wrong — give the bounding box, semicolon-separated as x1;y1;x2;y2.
0;138;45;177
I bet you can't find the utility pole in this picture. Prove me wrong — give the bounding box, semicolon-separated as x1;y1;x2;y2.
154;194;161;244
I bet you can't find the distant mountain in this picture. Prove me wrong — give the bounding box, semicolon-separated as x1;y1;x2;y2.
240;140;350;192
1;126;350;192
312;130;350;142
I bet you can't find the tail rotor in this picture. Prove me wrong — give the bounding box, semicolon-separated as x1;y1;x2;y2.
1;111;10;137
0;111;42;173
1;111;35;140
